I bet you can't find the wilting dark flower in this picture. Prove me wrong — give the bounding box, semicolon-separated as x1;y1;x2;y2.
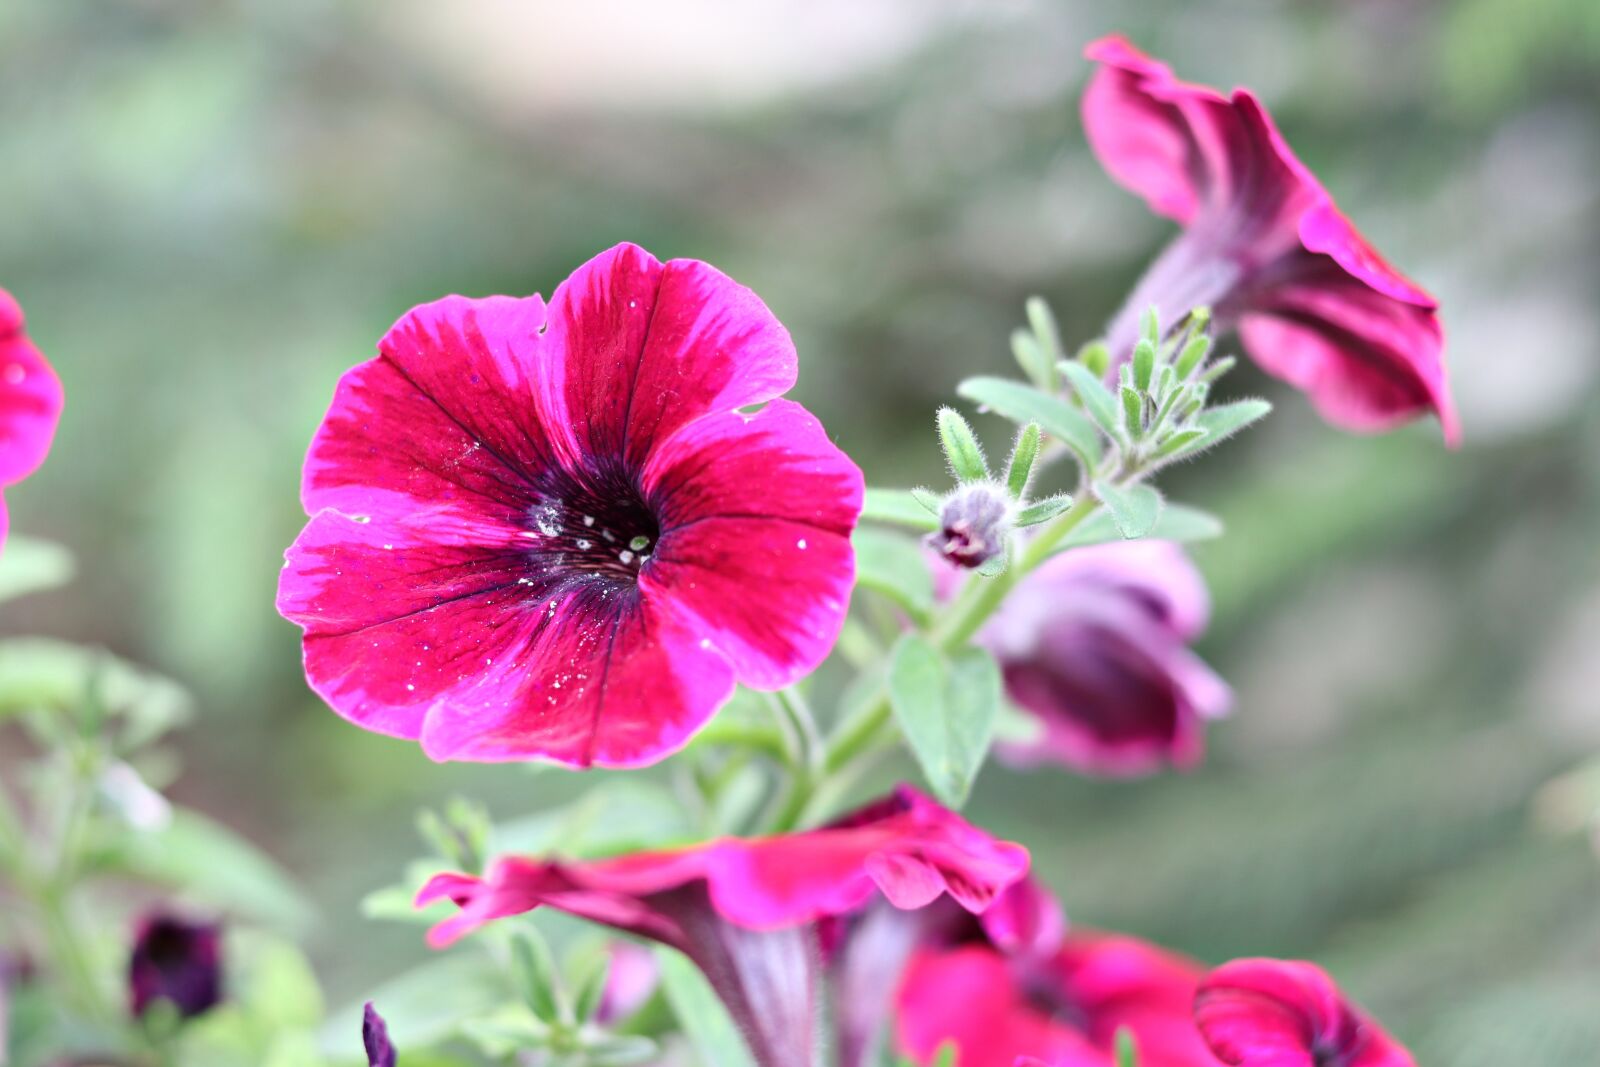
363;1002;397;1067
1082;37;1459;444
127;914;222;1020
0;287;65;548
1194;958;1415;1067
417;786;1028;1067
940;540;1229;777
277;243;862;768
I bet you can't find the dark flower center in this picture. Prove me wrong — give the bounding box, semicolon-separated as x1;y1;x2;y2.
525;468;661;585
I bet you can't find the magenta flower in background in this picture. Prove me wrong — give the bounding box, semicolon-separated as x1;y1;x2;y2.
0;288;65;548
894;904;1217;1067
1082;37;1459;445
947;540;1230;777
277;243;863;768
417;786;1029;1067
593;941;658;1026
127;914;222;1020
1195;959;1415;1067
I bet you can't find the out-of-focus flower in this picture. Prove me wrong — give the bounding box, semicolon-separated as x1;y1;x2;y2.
417;786;1028;1067
127;914;222;1020
1082;37;1459;445
950;540;1230;777
1194;958;1415;1067
0;288;65;548
894;880;1215;1067
363;1002;396;1067
277;243;863;768
594;941;658;1025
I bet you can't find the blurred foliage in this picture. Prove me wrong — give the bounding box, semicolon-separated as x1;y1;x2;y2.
3;0;1599;1063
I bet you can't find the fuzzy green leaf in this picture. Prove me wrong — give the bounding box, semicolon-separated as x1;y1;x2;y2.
1095;482;1164;539
853;528;935;622
957;376;1103;472
1060;361;1123;442
888;635;1001;807
861;487;940;531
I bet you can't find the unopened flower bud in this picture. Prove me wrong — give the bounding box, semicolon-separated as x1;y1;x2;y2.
926;484;1011;570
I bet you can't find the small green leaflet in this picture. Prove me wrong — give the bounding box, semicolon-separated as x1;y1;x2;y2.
1095;482;1164;539
1196;398;1272;445
888;635;1001;808
1060;503;1223;549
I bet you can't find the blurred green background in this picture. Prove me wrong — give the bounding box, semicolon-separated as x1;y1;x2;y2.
4;0;1600;1062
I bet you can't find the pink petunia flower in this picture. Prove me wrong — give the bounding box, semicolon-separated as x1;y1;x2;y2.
1082;37;1459;444
277;243;863;767
416;786;1029;1067
894;888;1217;1067
0;288;65;548
942;540;1230;777
1194;958;1415;1067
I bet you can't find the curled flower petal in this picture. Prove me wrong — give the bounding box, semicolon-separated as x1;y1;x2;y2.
1195;959;1415;1067
278;244;862;767
417;787;1026;1067
1082;37;1457;444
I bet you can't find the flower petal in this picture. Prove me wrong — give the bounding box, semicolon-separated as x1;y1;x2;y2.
303;294;558;516
1238;264;1459;445
541;243;798;470
0;289;64;488
1195;959;1415;1067
895;946;1104;1067
642;399;862;689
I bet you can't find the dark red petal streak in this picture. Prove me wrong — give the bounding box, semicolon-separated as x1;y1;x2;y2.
643;399;862;689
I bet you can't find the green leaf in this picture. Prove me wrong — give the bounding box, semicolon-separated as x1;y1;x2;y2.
511;927;564;1022
230;929;324;1032
1009;328;1048;388
853;528;935;623
319;955;515;1058
1121;384;1143;438
1060;503;1223;549
571;951;612;1023
655;946;758;1067
887;635;1001;808
1174;333;1211;379
1014;495;1072;527
1132;338;1156;393
117;808;315;933
861;487;940;531
1152;429;1207;460
956;376;1102;472
1059;361;1122;442
1094;482;1164;539
936;407;988;482
0;536;75;602
0;638;191;745
1004;423;1041;499
1025;296;1064;363
1196;399;1272;446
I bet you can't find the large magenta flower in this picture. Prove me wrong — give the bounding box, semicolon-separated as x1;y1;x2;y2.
277;244;863;767
0;288;65;548
947;540;1230;777
1195;959;1415;1067
417;786;1029;1067
894;892;1216;1067
1082;37;1459;444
